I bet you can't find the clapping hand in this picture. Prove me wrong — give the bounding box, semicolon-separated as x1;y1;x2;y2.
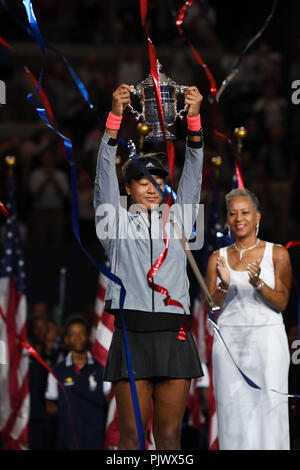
248;261;261;287
216;256;230;289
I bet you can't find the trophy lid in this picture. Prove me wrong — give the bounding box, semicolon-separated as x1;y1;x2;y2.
138;60;177;88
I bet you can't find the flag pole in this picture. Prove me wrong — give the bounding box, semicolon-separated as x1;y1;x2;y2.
5;155;16;177
234;126;247;159
171;221;220;314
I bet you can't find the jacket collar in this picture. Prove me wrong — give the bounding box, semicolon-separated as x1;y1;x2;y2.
65;351;94;367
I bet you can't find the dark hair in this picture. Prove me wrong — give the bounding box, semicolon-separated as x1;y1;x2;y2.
64;314;91;336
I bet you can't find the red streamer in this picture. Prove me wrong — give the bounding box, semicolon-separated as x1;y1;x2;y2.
213;130;244;189
0;36;55;127
0;201;11;218
24;66;55;126
139;0;187;340
285;240;300;249
0;36;15;52
140;9;175;182
0;36;93;186
175;1;244;188
176;2;217;107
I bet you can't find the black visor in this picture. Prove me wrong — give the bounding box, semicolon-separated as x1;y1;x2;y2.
125;156;168;183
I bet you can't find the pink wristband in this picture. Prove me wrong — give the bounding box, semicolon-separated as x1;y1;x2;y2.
106;112;122;130
187;114;201;131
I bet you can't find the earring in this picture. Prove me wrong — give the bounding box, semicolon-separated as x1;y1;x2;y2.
256;223;259;236
228;225;231;238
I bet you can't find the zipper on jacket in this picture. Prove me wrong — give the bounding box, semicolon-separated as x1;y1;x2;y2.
148;214;155;313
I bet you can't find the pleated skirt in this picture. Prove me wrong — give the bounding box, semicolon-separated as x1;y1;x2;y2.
104;326;203;382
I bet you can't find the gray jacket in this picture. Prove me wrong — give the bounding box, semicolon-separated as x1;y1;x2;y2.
94;131;204;315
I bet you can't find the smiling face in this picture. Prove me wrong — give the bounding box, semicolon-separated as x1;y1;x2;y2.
126;174;165;211
227;197;261;239
64;322;90;353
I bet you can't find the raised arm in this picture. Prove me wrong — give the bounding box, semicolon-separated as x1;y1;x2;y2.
94;84;132;211
248;245;292;312
174;87;204;238
205;251;231;311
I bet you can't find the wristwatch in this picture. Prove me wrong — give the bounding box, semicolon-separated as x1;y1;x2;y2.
255;280;265;291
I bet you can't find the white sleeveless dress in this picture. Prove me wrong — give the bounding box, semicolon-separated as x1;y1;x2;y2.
212;242;290;450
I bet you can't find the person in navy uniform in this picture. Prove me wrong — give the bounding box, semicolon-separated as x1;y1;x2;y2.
45;315;108;450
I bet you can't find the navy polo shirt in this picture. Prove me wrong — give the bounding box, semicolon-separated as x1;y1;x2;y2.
45;352;107;450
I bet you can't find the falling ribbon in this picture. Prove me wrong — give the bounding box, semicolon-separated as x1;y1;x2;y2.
0;36;15;52
24;66;55;126
29;100;145;450
213;130;244;189
285;240;300;249
176;1;217;107
0;304;80;449
1;1;167;200
217;0;278;101
175;0;244;188
0;201;11;218
139;0;175;183
209;311;300;399
139;0;188;339
0;0;146;450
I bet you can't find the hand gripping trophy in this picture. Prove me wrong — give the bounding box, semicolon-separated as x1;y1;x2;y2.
127;60;188;141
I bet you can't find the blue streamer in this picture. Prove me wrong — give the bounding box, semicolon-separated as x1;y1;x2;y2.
164;183;177;201
44;51;167;198
31;98;145;449
1;0;167;200
209;311;300;399
3;0;146;449
22;0;46;53
130;151;166;199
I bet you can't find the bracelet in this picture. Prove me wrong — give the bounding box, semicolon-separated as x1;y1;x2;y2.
217;283;229;294
187;128;203;137
106;112;122;130
255;280;265;291
187;114;201;131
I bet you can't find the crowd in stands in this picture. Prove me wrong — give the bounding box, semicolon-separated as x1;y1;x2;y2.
0;0;299;450
0;2;299;246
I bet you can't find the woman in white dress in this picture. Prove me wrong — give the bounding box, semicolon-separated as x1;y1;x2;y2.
206;188;292;450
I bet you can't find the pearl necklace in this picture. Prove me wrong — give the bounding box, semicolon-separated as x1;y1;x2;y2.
234;238;260;261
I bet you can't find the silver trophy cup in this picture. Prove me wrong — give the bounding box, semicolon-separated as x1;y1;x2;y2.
127;61;188;141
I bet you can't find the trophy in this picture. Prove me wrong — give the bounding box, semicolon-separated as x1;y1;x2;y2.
127;61;188;141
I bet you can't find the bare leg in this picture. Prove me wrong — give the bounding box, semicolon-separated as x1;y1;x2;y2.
114;379;154;450
152;379;191;450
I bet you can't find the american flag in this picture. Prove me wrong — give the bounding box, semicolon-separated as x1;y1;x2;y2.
187;293;207;433
90;268;118;450
91;270;114;368
0;179;29;450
